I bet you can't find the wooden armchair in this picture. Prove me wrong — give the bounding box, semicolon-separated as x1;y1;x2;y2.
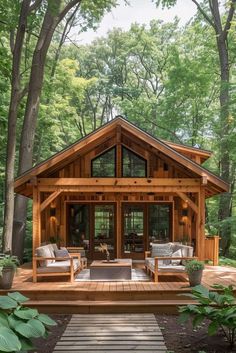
145;243;196;282
33;244;81;283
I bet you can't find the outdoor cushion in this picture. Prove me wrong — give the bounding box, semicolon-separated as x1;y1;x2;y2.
36;258;80;273
146;258;185;272
54;248;70;258
151;243;172;264
36;245;55;266
171;249;182;265
50;243;59;252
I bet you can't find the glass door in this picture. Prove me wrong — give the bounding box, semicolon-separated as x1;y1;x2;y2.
148;204;172;247
93;204;115;259
123;204;145;259
68;204;90;258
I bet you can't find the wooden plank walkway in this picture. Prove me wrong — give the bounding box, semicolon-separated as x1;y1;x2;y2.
53;314;167;353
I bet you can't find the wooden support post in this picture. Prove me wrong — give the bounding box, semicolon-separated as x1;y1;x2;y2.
70;257;74;283
32;257;37;283
33;186;41;255
196;188;205;261
205;236;220;266
116;199;121;258
154;258;159;283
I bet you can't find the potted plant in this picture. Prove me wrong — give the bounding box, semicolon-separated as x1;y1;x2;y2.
0;255;19;289
185;259;205;287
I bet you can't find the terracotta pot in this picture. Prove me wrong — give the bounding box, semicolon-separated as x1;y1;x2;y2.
0;267;15;289
188;269;203;287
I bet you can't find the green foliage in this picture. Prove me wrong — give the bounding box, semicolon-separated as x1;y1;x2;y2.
219;256;236;268
0;255;19;275
179;285;236;348
185;260;205;274
0;292;56;352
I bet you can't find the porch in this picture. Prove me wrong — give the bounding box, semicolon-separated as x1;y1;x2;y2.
3;263;236;314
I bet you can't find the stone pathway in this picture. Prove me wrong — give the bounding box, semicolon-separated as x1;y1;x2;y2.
53;313;167;352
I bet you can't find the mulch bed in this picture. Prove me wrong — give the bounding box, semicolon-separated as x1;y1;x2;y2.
156;314;236;353
32;314;236;353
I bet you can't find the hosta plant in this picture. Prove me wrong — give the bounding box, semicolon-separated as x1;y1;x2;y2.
0;292;56;352
179;284;236;348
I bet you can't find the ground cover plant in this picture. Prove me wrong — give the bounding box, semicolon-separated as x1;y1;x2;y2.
0;291;56;352
179;285;236;349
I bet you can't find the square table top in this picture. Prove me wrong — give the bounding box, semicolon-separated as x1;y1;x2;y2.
90;259;132;268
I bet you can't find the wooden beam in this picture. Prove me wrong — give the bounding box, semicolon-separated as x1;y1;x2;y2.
176;192;198;214
37;178;201;186
38;186;201;193
40;190;62;213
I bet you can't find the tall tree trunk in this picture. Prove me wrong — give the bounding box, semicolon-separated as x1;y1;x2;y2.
210;0;233;255
12;0;81;261
2;0;30;253
191;0;235;256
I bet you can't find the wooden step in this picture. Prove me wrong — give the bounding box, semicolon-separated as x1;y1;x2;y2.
25;299;196;314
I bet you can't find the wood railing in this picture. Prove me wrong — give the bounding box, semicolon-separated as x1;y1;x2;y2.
205;236;220;266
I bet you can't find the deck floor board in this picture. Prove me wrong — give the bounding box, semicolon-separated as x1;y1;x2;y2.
53;314;166;353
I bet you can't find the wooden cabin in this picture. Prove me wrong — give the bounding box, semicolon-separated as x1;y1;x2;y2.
14;116;229;263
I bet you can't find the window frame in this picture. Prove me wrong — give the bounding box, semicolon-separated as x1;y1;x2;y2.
121;146;147;178
91;146;116;178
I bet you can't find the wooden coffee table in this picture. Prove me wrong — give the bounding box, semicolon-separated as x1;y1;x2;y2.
90;259;132;280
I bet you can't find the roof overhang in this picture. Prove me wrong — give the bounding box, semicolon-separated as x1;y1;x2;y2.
14;116;229;198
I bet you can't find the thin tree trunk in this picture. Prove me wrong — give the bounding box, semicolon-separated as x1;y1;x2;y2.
2;0;31;253
12;0;81;260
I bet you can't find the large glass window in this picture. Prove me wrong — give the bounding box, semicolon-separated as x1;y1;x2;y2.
148;204;171;246
91;147;116;177
122;147;147;177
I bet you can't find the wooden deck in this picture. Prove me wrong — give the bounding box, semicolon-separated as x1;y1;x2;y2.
1;264;236;313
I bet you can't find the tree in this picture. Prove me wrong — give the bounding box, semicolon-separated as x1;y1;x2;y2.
155;0;236;255
2;0;117;260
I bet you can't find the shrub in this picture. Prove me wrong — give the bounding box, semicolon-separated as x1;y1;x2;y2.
0;255;19;276
0;291;56;352
185;259;204;274
179;284;236;348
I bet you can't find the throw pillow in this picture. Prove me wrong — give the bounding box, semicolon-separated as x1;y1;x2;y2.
54;248;69;258
151;243;172;265
171;249;182;265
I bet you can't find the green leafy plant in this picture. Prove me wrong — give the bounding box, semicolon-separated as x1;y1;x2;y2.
0;255;19;276
185;259;204;274
179;284;236;348
0;291;56;352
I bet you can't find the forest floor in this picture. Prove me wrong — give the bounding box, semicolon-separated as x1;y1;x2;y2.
33;314;236;353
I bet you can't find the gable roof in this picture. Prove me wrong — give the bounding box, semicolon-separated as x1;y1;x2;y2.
14;115;229;196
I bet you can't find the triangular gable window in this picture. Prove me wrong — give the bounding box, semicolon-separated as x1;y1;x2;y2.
91;147;116;177
122;147;147;177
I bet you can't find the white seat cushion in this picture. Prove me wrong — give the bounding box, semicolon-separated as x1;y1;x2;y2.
37;258;80;273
